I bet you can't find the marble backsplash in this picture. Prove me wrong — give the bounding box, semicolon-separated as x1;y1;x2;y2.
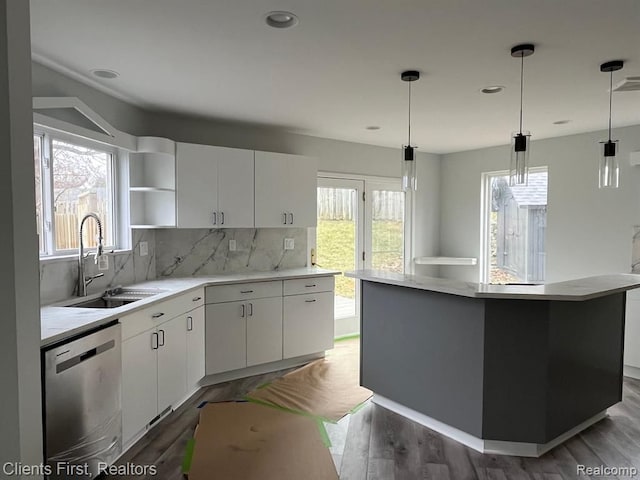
40;230;156;305
155;228;307;277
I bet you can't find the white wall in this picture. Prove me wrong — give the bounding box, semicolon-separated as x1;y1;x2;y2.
413;152;442;276
440;125;640;282
0;1;43;477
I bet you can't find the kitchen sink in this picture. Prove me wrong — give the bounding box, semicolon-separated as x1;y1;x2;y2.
66;297;138;309
63;287;168;309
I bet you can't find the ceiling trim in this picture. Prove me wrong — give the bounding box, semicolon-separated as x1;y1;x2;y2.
33;96;137;150
32;51;148;108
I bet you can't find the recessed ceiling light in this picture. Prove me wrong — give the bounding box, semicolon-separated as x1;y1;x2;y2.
480;85;505;94
366;126;381;130
553;120;571;125
265;11;299;29
91;69;120;79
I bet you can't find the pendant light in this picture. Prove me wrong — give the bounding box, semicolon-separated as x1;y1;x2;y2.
509;44;535;186
599;60;624;189
401;70;419;191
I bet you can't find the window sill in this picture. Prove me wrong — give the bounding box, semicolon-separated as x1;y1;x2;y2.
39;249;132;265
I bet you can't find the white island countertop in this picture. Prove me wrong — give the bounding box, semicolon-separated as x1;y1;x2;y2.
41;268;340;347
345;270;640;301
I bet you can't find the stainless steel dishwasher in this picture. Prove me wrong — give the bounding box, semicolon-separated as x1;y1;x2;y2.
43;322;122;479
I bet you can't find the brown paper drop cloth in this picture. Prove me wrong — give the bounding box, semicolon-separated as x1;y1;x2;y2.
187;402;338;480
247;338;372;422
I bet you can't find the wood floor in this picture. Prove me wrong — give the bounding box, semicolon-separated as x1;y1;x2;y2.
110;342;640;480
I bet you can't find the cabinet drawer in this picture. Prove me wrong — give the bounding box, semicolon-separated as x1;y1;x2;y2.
120;290;204;340
284;276;334;296
206;281;282;303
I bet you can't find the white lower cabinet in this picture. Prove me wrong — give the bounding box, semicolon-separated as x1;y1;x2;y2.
186;306;205;389
283;291;334;359
122;329;158;445
205;301;247;374
205;296;283;374
157;315;188;412
121;290;205;445
625;297;640;369
246;297;283;367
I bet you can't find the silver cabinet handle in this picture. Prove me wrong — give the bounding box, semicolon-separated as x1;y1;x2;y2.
283;212;288;225
192;296;202;302
289;212;294;224
152;312;164;319
305;299;317;303
187;316;193;331
305;284;316;288
240;290;254;294
151;332;159;350
158;329;165;347
241;304;246;318
220;212;225;225
212;211;217;225
248;303;253;316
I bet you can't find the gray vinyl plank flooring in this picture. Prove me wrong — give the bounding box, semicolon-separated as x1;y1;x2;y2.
109;350;640;480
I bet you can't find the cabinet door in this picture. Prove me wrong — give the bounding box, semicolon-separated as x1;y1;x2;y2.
283;292;334;359
186;307;206;390
205;302;247;374
176;142;219;228
254;152;316;228
122;330;158;444
287;155;317;227
157;316;188;412
246;297;283;367
217;148;255;228
625;298;640;368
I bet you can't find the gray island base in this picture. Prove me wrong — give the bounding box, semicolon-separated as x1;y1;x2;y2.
346;270;640;457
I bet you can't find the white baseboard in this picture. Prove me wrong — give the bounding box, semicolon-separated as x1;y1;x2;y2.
624;364;640;380
372;394;607;458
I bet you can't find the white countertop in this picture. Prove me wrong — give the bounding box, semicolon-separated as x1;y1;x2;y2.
41;268;340;347
345;270;640;301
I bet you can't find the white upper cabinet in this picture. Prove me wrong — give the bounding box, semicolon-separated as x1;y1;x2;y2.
217;149;255;228
176;143;254;228
254;151;317;228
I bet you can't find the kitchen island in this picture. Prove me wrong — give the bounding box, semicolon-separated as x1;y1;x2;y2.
345;270;640;457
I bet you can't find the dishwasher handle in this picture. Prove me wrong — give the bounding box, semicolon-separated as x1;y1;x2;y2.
55;339;116;374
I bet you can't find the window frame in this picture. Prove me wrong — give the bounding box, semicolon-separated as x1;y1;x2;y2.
479;166;548;284
35;126;121;258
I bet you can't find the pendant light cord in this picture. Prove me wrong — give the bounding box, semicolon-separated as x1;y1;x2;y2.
608;70;613;142
407;81;412;145
519;53;524;134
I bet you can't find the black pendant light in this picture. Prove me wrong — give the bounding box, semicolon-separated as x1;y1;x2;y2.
599;60;624;189
509;44;535;186
401;70;420;191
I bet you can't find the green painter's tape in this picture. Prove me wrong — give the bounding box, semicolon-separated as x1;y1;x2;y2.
349;399;370;415
182;438;196;474
334;333;361;342
255;381;272;390
316;419;332;448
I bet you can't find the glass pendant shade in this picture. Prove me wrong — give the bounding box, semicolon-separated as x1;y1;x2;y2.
402;145;417;191
509;131;530;186
599;140;619;189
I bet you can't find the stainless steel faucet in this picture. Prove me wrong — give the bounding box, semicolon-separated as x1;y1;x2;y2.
78;213;105;297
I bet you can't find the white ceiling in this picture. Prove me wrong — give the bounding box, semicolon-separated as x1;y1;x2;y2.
30;0;640;153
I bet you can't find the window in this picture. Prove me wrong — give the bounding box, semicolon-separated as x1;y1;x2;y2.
35;131;118;256
481;168;548;284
